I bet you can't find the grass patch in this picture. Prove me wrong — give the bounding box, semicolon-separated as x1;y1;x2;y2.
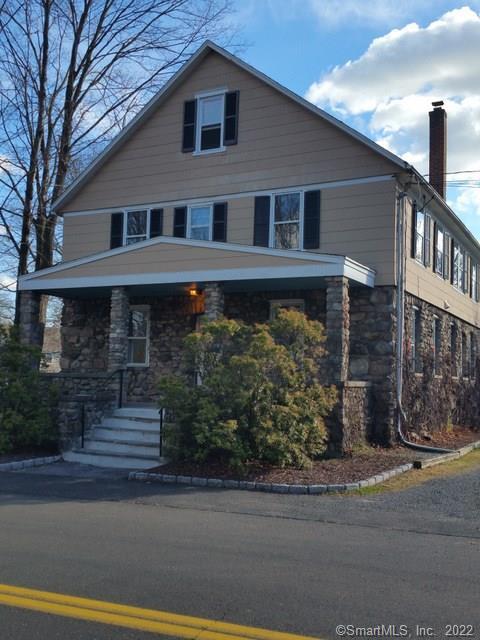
351;448;480;497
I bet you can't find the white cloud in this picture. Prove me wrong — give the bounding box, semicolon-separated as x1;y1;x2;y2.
305;7;480;220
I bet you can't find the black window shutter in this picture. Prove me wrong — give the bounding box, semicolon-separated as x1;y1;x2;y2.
182;100;196;152
150;208;163;238
451;240;455;284
213;202;228;242
253;196;270;247
303;190;321;250
110;212;124;249
173;206;187;238
224;91;239;146
411;203;417;259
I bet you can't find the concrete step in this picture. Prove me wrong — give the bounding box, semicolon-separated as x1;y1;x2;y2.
94;426;160;444
101;417;159;432
63;449;162;470
83;439;160;457
113;407;160;421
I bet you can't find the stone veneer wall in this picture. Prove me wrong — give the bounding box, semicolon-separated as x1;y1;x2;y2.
224;289;326;324
402;293;480;432
61;298;110;371
126;294;198;402
348;286;397;445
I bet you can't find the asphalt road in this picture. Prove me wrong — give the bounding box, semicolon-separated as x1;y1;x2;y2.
0;461;479;640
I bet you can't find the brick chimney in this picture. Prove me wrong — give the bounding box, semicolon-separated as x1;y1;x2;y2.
429;101;447;198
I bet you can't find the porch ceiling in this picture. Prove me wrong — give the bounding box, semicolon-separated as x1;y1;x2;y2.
18;236;375;298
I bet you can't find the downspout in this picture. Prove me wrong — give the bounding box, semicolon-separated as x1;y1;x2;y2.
395;188;454;454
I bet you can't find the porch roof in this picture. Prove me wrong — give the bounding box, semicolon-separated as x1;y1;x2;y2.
18;236;375;298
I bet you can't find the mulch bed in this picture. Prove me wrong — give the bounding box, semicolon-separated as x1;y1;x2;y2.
151;427;480;484
0;448;58;464
407;425;479;449
151;446;420;484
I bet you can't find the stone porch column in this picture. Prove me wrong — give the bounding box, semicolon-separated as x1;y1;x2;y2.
203;282;224;321
108;286;129;370
325;276;350;383
19;291;44;349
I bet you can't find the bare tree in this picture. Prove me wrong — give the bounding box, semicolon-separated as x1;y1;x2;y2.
0;0;237;333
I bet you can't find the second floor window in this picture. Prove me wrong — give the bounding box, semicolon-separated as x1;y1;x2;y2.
452;242;466;291
413;207;431;267
189;205;212;241
125;210;148;244
434;224;444;277
273;193;301;250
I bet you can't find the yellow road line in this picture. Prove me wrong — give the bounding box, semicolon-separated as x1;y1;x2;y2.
0;584;321;640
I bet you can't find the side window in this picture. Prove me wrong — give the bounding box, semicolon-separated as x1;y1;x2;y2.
432;316;441;376
434;224;444;277
414;209;425;264
127;306;149;366
451;323;458;377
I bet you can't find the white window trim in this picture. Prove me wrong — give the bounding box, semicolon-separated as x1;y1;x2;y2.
193;89;226;155
127;305;150;367
414;209;426;267
123;209;151;246
269;298;305;320
269;190;304;251
452;243;466;293
187;203;213;241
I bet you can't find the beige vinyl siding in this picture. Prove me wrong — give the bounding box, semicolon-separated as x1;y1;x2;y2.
316;180;396;285
63;213;111;261
60;50;396;214
40;242;319;281
405;199;480;327
61;182;396;285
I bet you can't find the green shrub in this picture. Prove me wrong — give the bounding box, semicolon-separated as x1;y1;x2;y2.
159;310;337;469
0;327;58;454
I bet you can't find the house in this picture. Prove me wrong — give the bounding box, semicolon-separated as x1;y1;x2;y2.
18;41;480;468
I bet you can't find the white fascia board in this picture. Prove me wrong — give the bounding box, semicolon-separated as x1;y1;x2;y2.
53;40;406;213
18;261;375;292
19;236;350;282
63;174;395;218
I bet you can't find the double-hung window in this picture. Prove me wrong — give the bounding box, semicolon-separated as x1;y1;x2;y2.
414;210;425;264
197;93;224;152
272;192;302;250
471;262;479;301
452;242;465;290
434;224;445;277
125;210;149;245
127;306;149;366
413;208;431;266
451;323;458;377
270;299;305;320
188;205;212;241
470;335;476;378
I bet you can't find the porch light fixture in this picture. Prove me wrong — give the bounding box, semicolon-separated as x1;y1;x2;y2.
188;286;199;297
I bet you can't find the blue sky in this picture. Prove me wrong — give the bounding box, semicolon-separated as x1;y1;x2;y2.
231;0;480;238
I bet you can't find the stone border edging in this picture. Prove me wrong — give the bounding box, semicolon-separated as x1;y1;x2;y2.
0;455;62;472
128;462;414;494
413;439;480;469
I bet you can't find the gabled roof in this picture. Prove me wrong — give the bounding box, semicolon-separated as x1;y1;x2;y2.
53;40;408;213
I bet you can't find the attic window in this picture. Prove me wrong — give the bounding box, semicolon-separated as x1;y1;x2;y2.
197;94;224;152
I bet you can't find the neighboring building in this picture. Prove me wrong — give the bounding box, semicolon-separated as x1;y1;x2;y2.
18;41;480;467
